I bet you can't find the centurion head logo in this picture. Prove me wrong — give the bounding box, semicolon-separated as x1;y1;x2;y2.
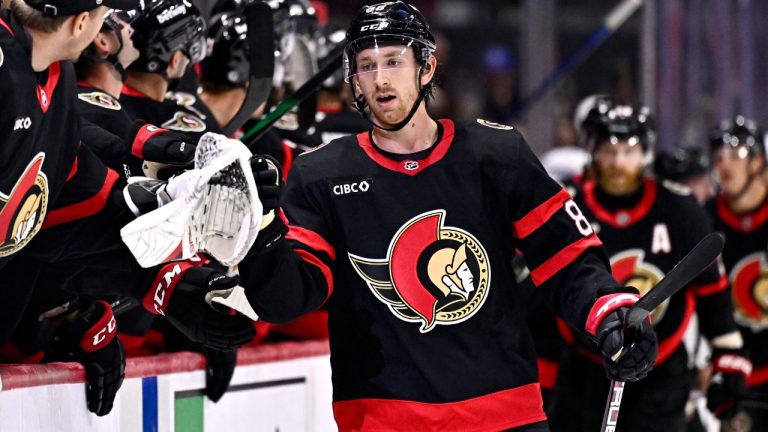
610;249;669;324
78;91;121;110
730;252;768;328
349;210;491;333
161;111;206;133
0;153;49;257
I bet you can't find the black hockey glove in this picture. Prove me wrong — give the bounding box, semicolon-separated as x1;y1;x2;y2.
586;292;658;382
54;300;125;416
143;261;256;351
250;154;288;251
203;346;238;403
706;348;751;419
126;120;196;179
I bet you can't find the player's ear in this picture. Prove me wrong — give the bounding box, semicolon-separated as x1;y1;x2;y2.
421;56;436;85
68;11;90;37
169;51;182;71
91;32;111;57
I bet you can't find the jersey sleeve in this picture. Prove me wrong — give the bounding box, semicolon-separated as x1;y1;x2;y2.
239;163;334;324
508;135;622;333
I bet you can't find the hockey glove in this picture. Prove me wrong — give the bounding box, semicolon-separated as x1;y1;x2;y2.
54;300;125;416
144;261;256;351
586;293;658;382
250;154;288;251
203;346;238;403
707;348;752;419
126;120;196;179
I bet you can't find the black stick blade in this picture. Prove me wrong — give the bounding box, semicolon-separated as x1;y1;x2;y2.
625;232;725;328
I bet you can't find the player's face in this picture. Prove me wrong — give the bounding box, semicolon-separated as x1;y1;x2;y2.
593;138;646;195
115;19;140;68
712;146;753;196
352;45;421;127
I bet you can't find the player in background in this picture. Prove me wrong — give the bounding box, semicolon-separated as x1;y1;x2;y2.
654;147;714;205
550;99;747;432
235;2;657;431
705;116;768;431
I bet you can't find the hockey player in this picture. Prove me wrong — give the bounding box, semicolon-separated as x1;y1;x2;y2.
550;99;748;432
705;116;768;430
654;147;714;205
235;3;658;431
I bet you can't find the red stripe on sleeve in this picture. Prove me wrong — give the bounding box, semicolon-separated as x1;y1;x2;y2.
295;248;333;301
287;225;336;261
537;358;559;390
131;124;170;158
42;169;120;229
0;17;14;36
691;275;728;297
529;234;603;286
66;156;79;181
513;189;572;239
747;365;768;387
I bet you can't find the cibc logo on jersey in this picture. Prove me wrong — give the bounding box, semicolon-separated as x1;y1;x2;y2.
0;153;49;257
730;252;768;328
610;249;669;324
330;178;373;197
349;210;491;333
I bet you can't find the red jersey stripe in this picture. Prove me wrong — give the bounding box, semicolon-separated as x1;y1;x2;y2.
530;235;603;286
656;291;695;364
332;383;547;432
42;169;120;229
747;365;768;387
295;249;334;301
513;189;572;239
0;17;14;36
537;358;559;390
287;225;336;261
691;275;728;297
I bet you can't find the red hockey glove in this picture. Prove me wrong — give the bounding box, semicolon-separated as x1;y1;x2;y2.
706;348;751;419
144;261;256;351
203;346;238;403
126;120;196;179
54;300;125;416
586;292;658;382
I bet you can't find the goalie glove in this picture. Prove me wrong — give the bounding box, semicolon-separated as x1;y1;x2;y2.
53;300;125;417
126;120;196;179
586;292;658;382
121;133;262;267
144;261;256;350
707;348;751;419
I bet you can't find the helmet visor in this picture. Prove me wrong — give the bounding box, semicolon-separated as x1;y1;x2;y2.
343;34;424;83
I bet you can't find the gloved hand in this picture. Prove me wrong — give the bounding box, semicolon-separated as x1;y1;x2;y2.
707;348;751;419
126;120;196;179
54;300;125;416
250;154;282;215
586;292;658;382
203;346;238;402
143;261;256;350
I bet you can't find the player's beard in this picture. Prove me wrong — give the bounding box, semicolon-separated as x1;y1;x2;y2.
597;164;643;196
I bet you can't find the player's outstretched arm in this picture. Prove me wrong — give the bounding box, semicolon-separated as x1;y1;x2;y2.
238;156;333;324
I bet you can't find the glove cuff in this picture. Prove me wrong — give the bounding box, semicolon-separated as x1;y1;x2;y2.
712;349;752;377
128;121;170;159
143;258;205;315
585;293;640;336
79;301;118;354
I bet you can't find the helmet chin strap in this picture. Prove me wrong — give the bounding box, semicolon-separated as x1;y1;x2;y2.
352;66;431;132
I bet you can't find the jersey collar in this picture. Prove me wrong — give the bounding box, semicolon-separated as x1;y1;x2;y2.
120;84;151;98
356;118;455;176
583;178;657;228
716;193;768;233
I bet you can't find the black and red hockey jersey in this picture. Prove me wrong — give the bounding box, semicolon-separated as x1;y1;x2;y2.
76;81;134;170
240;118;625;431
0;12;79;270
564;178;736;365
706;194;768;388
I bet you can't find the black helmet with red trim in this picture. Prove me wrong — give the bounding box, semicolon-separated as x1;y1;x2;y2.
129;0;207;74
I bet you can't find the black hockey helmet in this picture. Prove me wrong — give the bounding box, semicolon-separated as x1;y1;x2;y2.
129;0;207;74
584;98;656;155
709;116;765;161
75;7;142;78
654;147;711;182
200;5;249;88
343;1;437;131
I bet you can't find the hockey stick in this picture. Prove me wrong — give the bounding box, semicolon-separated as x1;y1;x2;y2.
600;232;726;432
510;0;643;120
240;43;344;147
221;2;275;137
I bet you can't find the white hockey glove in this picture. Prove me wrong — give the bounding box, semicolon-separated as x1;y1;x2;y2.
120;133;262;267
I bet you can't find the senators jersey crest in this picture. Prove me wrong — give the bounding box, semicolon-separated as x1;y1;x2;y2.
730;252;768;328
77;91;121;110
161;111;206;133
610;249;669;324
0;153;49;257
349;210;491;333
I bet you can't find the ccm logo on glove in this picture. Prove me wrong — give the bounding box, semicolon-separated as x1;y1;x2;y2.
145;257;204;315
81;301;117;353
